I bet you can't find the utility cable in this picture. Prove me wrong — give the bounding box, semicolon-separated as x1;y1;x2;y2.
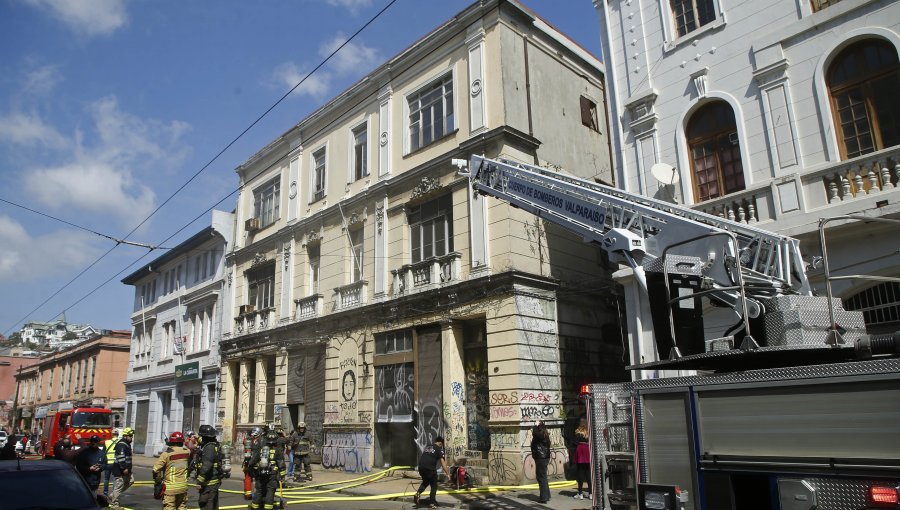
2;0;400;335
0;196;170;249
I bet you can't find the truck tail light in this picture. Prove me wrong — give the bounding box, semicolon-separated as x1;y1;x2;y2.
869;485;899;506
580;384;590;395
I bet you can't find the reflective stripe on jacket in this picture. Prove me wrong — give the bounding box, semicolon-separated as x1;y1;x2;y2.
196;442;223;486
104;438;119;464
153;446;191;494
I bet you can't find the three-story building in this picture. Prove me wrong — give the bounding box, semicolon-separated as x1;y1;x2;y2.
219;0;621;484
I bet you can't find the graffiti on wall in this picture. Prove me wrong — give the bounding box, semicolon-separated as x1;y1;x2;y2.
336;338;358;423
322;430;372;473
465;357;490;451
444;389;466;460
324;403;339;425
523;450;568;480
414;399;445;454
375;362;413;423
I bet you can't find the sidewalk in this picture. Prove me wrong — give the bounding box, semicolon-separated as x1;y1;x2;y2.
132;456;595;509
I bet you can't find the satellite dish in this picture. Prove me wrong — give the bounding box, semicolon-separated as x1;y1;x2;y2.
650;163;679;185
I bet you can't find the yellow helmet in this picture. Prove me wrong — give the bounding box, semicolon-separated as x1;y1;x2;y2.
122;427;134;437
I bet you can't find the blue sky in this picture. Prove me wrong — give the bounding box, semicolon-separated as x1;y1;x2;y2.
0;0;603;335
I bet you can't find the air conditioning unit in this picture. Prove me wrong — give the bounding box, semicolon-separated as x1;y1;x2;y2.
239;304;256;315
245;218;260;232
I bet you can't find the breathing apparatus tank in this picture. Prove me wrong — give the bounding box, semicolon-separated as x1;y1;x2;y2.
259;446;270;470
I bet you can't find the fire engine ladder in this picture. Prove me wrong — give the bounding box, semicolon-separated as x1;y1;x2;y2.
460;155;811;303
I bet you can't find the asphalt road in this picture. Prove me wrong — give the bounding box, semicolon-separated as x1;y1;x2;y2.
120;464;410;510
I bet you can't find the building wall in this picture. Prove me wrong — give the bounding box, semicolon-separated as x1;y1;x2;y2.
220;0;621;484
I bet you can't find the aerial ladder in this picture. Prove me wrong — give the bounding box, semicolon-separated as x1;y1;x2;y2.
459;155;900;510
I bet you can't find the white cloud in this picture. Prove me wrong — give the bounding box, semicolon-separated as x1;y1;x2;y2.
23;64;63;96
271;62;332;101
25;0;128;37
270;36;379;101
320;34;381;75
325;0;373;14
0;111;68;148
14;96;191;229
0;215;100;283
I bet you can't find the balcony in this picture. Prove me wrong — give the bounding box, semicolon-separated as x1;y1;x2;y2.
334;281;368;310
233;307;275;336
696;147;900;229
294;294;324;320
391;252;462;296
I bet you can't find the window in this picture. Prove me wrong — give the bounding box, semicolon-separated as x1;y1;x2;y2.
580;96;600;132
247;263;276;310
253;177;281;228
352;124;368;181
349;228;364;282
308;244;320;294
375;330;413;355
312;148;326;202
828;39;900;159
811;0;844;13
671;0;716;37
409;194;454;263
408;73;454;152
687;101;745;202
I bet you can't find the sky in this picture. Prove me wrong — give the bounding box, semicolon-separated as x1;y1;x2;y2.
0;0;603;336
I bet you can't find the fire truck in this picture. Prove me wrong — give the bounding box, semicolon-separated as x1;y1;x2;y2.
459;155;900;510
41;406;114;458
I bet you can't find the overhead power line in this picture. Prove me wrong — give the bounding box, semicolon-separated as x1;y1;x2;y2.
2;0;401;335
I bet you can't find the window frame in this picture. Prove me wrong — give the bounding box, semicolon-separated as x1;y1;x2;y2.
349;228;364;283
247;262;276;311
669;0;718;38
406;71;455;154
307;243;321;295
826;39;900;160
311;146;327;203
252;176;281;229
408;193;454;264
686;100;745;203
351;122;369;182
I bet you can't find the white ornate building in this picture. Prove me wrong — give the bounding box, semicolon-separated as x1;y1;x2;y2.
121;210;233;456
594;0;900;349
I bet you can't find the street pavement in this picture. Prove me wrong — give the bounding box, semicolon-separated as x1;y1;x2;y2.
18;452;596;509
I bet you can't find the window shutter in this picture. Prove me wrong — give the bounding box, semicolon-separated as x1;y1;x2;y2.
580;96;593;127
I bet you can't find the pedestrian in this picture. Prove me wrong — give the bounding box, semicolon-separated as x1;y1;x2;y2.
290;422;313;483
247;427;286;510
75;435;104;493
153;431;191;510
195;424;225;510
102;428;123;497
530;422;551;504
109;427;135;510
573;417;592;500
54;436;77;463
413;436;451;509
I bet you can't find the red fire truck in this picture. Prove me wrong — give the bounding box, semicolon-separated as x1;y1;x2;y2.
41;407;114;458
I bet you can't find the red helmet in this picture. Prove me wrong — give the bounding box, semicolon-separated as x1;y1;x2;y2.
168;431;184;445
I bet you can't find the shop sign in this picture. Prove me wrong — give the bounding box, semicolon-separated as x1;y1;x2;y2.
35;407;48;419
175;361;200;382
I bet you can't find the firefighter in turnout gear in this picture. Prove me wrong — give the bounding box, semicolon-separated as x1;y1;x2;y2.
195;425;225;510
153;431;191;510
290;422;312;482
248;427;286;510
242;427;263;500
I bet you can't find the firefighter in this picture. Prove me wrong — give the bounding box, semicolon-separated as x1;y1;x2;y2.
290;422;313;482
195;425;224;510
242;427;263;500
102;428;122;496
109;427;134;510
153;431;191;510
248;427;286;510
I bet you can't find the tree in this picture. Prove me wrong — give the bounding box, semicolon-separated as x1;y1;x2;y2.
62;331;78;340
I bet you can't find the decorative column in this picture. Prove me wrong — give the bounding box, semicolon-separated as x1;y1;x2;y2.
255;357;268;423
374;196;388;298
466;20;486;134
378;86;392;178
238;359;251;424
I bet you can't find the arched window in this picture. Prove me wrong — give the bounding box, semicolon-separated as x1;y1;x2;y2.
687;101;745;202
828;39;900;159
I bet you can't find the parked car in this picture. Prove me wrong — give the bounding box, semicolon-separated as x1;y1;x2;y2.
0;430;7;448
0;459;108;509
